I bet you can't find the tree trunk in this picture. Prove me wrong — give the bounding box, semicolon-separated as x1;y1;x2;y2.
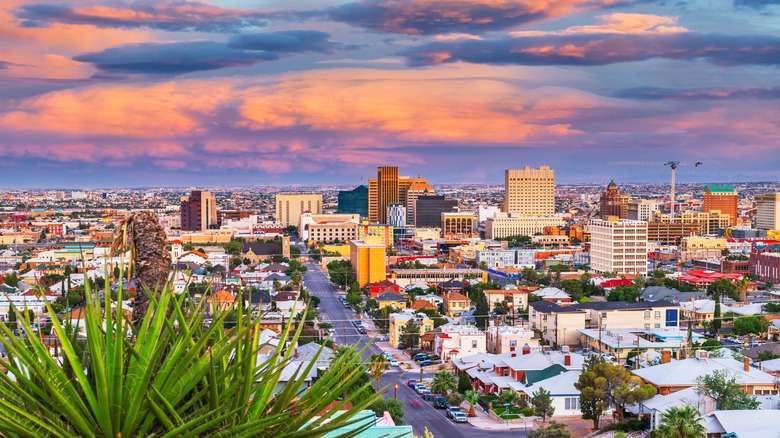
593;417;600;430
123;211;171;325
468;403;476;417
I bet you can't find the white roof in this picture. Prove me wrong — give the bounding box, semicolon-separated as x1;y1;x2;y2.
502;350;584;371
705;410;780;436
535;287;570;299
632;357;778;387
640;387;714;413
758;357;780;372
512;370;581;397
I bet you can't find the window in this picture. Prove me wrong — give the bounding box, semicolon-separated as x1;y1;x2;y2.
644;323;650;330
655;323;661;328
509;340;517;347
472;340;478;348
601;312;607;318
655;311;661;319
565;397;580;410
644;311;651;319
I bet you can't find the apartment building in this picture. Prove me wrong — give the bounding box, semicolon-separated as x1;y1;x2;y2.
275;193;322;228
485;213;565;239
755;193;780;230
590;217;648;276
504;166;555;216
528;301;586;347
703;185;738;226
180;190;217;231
486;326;537;354
435;324;487;360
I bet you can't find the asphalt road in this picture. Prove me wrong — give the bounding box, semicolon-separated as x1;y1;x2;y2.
304;261;524;438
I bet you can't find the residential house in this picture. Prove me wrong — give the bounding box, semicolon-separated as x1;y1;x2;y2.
577;300;681;331
534;287;572;303
702;410;780;437
241;242;280;265
578;328;703;362
435;324;486;361
483;288;530;313
438;279;465;295
528;301;586;347
367;279;403;298
388;311;433;348
640;286;707;303
410;299;438;312
273;291;305;318
633;352;778;396
486;325;537;354
442;292;471;317
375;292;407;310
208;290;236;314
635;387;716;431
415;294;443;307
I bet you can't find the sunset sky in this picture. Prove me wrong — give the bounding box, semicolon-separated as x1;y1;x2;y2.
1;0;779;188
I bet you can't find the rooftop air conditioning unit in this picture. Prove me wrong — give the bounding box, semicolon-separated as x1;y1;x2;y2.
542;345;551;354
695;350;709;360
561;345;570;353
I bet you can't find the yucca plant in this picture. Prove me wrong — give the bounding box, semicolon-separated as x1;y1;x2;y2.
0;275;382;437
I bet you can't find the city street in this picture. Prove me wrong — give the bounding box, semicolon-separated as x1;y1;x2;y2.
304;261;524;438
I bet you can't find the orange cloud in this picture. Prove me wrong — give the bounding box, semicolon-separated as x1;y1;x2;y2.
511;13;688;37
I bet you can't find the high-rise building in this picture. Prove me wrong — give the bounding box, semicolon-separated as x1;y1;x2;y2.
703;185;738;226
627;200;662;221
387;203;407;228
275;193;323;228
755;193;780;231
350;240;387;287
337;185;368;218
180;190;217;231
415;195;458;228
504;166;555;216
589;217;648;276
599;181;630;219
367;166;431;224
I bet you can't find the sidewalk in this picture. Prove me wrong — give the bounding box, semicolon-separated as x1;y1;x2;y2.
374;341;422;372
461;402;535;431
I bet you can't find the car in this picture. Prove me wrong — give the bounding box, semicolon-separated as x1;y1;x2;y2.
452;412;468;423
446;406;462;418
433;397;447;408
413;353;429;361
420;360;441;367
389;359;399;367
382;352;393;359
352;320;361;326
415;384;428;394
407;379;417;388
422;391;435;401
358;327;367;334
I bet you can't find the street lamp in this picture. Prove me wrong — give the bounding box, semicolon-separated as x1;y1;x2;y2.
394;384;398;399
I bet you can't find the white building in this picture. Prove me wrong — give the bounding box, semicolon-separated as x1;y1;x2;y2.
486;325;537;354
387;203;407;228
477;205;501;223
628;199;662;221
485;213;565;239
476;249;535;269
435;324;486;361
589;217;648;276
755;193;780;230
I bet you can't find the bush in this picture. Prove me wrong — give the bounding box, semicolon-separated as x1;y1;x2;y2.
600;419;648;433
446;392;464;406
521;407;535;417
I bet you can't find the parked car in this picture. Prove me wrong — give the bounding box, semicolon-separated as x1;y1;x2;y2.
422;391;434;401
358;327;367;334
415;384;428;394
407;379;417;388
352;320;361;327
446;406;462;418
414;353;429;361
382;352;393;359
420;360;441;367
433;397;447;408
389;359;399;367
452;412;468;423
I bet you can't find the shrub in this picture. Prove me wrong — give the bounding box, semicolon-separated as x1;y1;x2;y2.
521;407;535;417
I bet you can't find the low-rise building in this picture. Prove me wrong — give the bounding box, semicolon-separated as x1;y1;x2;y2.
442;292;471;317
435;324;486;360
486;325;537;354
388;311;433;348
374;292;407;310
484;289;530;312
528;301;586;347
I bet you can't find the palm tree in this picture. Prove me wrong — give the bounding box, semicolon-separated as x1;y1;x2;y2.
369;354;389;392
656;405;707;438
431;370;458;397
737;276;749;302
111;211;171;325
464;389;480;417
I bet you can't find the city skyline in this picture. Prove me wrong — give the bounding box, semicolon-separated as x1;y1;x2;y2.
1;0;779;187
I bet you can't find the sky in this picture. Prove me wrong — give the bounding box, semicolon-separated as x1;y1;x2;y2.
1;0;780;188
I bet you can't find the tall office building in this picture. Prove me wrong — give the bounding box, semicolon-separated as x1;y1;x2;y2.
368;166;431;224
275;193;323;228
504;166;555;216
590;217;648;276
387;203;407;228
703;185;738;226
599;181;631;219
181;190;217;231
415;195;458;228
337;185;369;218
755;193;780;231
627;200;661;221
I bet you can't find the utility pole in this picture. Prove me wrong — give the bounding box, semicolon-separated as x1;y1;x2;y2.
597;315;603;354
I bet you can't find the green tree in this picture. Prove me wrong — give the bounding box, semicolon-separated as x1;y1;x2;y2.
369;398;405;425
694;369;760;410
532;387;555;421
656;405;707;438
345;290;363;308
474;289;490;330
560;279;583;301
222;240;243;256
458;372;472;394
399;320;421;349
3;273;19;288
431;371;458;397
528;421;573;438
732;315;770;336
575;357;656;425
464;389;479;417
607;285;640;303
758;350;780;361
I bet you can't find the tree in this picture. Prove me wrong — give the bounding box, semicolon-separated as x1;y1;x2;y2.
399;320;421;349
458;372;472;394
345;290;362;308
493;301;509;315
707;278;739;302
222;240;243;256
370;398;405;425
464;389;479;417
529;421;573;438
656;405;707;438
732;315;770;336
474;289;490;330
369;354;389;392
694;369;760;410
532;387;555;421
431;371;457;397
560;279;583;302
575;357;656;425
607;285;640;303
500;389;518;407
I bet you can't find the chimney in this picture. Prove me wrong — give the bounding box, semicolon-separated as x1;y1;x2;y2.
332;344;337;352
564;354;571;366
522;344;531;355
662;350;671;364
744;356;750;372
294;348;299;359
